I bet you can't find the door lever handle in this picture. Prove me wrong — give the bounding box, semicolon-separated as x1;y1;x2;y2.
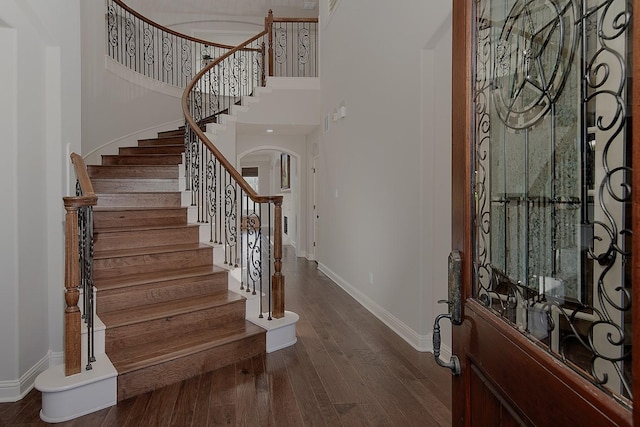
433;313;461;375
432;251;463;375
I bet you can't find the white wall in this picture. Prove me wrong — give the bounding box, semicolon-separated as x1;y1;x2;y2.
81;0;183;157
0;0;81;400
422;15;453;349
0;20;20;391
318;0;452;350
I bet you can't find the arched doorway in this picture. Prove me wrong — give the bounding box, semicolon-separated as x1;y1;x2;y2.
238;147;304;257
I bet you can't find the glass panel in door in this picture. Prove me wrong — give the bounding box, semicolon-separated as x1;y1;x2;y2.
472;0;632;404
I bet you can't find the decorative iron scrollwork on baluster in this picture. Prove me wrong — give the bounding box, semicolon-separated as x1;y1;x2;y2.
298;27;310;71
206;158;218;243
245;200;262;296
223;56;241;97
107;4;119;49
238;53;249;91
224;181;238;265
253;49;262;88
208;68;220;114
124;16;136;57
190;90;202;213
143;27;154;65
162;37;173;72
181;43;192;79
275;28;287;64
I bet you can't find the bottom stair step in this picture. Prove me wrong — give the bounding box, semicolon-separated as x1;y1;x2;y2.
112;321;265;401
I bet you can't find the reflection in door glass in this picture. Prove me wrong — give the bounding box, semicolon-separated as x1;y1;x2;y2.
472;0;632;403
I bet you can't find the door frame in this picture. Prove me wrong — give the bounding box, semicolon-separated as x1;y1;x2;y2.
311;155;319;261
449;0;639;424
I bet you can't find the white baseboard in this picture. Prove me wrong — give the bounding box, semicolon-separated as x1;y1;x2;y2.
318;262;435;353
49;352;64;368
0;352;50;402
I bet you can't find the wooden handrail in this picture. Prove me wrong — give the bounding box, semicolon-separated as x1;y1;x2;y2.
272;17;319;23
182;32;281;205
111;0;237;50
182;29;286;318
70;153;95;197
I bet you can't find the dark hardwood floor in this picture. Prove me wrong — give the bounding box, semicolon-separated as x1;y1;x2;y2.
0;246;451;426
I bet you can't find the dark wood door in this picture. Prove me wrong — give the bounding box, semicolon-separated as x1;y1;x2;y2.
449;0;638;424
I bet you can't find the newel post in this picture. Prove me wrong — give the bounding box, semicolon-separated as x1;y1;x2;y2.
266;9;274;77
63;199;82;376
272;200;285;318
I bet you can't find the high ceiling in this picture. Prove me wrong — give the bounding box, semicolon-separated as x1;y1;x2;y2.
125;0;318;18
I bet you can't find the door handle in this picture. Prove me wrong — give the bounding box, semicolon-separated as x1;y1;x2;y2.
432;250;462;375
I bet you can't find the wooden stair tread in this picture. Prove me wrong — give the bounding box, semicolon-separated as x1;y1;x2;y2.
101;154;183;166
100;291;244;328
103;154;182;158
120;146;185;154
109;321;265;374
155;131;183;138
96;191;181;195
129;144;183;148
94;265;227;291
88;165;178;176
94;242;210;259
94;223;200;233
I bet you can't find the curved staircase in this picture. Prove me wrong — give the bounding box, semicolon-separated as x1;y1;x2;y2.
90;130;266;401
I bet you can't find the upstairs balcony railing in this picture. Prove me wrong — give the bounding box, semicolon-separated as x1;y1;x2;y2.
106;0;318;87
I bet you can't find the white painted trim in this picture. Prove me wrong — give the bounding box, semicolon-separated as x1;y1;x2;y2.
49;352;64;368
37;354;117;423
0;352;50;402
317;263;433;352
247;311;299;353
104;56;184;98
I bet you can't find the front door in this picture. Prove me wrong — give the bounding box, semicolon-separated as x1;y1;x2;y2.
449;0;638;424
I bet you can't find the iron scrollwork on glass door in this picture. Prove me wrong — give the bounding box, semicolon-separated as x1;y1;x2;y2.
472;0;632;404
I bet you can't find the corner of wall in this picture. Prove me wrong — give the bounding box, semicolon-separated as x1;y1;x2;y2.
0;352;50;403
